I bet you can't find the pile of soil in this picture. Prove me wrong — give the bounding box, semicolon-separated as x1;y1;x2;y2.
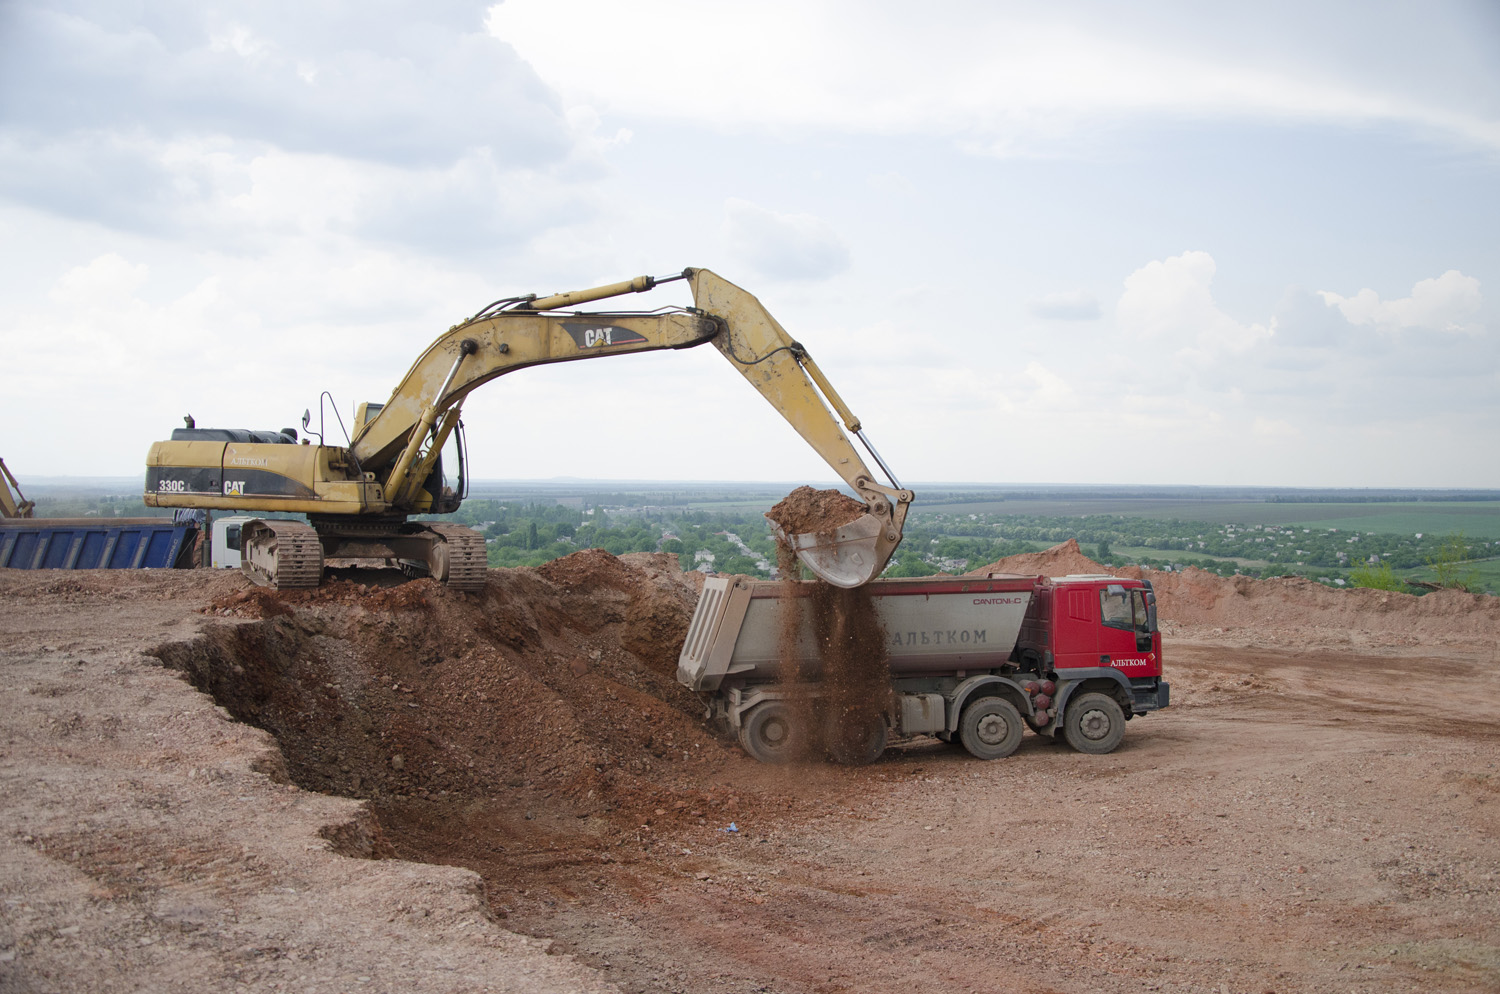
176;551;751;839
966;537;1109;579
971;537;1500;641
765;485;867;535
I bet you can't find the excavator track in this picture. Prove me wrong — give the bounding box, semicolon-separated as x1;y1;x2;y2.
426;523;488;592
240;519;325;589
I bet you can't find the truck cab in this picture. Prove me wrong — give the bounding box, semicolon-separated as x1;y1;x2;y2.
1018;574;1161;675
210;515;258;569
1012;574;1169;744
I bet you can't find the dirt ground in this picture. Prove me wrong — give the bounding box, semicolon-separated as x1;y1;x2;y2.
2;546;1498;994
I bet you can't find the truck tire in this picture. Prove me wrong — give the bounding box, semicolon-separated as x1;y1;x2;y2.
1063;692;1126;755
826;711;887;766
958;697;1024;760
738;702;802;764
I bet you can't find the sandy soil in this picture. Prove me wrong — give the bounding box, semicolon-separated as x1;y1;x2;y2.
765;487;867;534
2;546;1498;994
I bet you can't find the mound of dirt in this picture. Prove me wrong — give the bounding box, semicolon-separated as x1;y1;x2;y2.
180;549;787;851
971;538;1500;641
967;537;1105;579
766;486;867;535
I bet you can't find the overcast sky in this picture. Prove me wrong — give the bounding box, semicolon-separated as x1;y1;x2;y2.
2;0;1497;488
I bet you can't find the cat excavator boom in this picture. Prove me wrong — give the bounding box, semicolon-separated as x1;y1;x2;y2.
144;268;912;590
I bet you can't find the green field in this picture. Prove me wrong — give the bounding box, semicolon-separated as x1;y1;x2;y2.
683;499;779;511
1279;505;1500;539
1397;556;1500;591
919;499;1256;519
920;499;1500;537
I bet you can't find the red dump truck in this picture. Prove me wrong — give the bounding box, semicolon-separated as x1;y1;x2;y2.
677;572;1170;763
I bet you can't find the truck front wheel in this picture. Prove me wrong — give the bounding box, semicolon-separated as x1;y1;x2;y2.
1063;692;1126;754
739;702;802;764
958;697;1024;760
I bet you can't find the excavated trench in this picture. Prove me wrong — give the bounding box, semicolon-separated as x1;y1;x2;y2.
144;553;849;990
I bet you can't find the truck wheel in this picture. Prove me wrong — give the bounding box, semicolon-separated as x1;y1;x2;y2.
738;702;802;764
958;697;1023;760
826;711;887;766
1063;692;1126;755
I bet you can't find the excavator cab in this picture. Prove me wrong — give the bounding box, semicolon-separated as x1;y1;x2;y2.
415;419;468;515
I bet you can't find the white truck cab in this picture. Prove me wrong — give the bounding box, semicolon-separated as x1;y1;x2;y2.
210;515;257;568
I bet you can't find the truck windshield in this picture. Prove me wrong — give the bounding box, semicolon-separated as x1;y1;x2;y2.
1100;589;1132;628
1103;587;1156;634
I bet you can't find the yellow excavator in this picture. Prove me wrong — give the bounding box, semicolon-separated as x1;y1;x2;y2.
143;268;912;590
1;458;35;519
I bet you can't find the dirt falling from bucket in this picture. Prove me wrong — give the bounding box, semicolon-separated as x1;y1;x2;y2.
773;535;891;763
810;580;891;763
774;540;815;759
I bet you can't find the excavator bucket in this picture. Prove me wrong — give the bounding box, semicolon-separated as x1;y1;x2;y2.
770;512;893;588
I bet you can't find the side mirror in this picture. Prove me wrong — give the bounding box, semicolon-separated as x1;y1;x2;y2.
302;409;312;430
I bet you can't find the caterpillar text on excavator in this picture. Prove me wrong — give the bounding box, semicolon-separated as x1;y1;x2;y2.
143;269;912;590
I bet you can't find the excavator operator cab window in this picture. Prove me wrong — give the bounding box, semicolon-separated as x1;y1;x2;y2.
225;524;241;552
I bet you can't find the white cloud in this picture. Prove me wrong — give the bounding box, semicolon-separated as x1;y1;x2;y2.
1021;362;1077;407
1029;289;1100;321
723;199;850;281
15;254;239;403
1318;270;1482;333
486;0;1500;155
0;0;600;263
1116;251;1273;354
48;253;149;305
0;236;509;475
0;1;572;168
1251;416;1301;440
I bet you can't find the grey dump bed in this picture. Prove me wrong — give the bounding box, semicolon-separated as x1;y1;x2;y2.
677;573;1040;692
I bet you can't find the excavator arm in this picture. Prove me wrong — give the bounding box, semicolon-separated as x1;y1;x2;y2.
352;268;912;585
350;308;719;503
1;458;35;519
688;269;911;585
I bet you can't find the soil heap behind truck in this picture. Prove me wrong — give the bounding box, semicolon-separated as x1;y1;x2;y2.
678;572;1170;762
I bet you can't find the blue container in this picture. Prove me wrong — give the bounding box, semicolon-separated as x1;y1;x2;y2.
0;519;191;570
